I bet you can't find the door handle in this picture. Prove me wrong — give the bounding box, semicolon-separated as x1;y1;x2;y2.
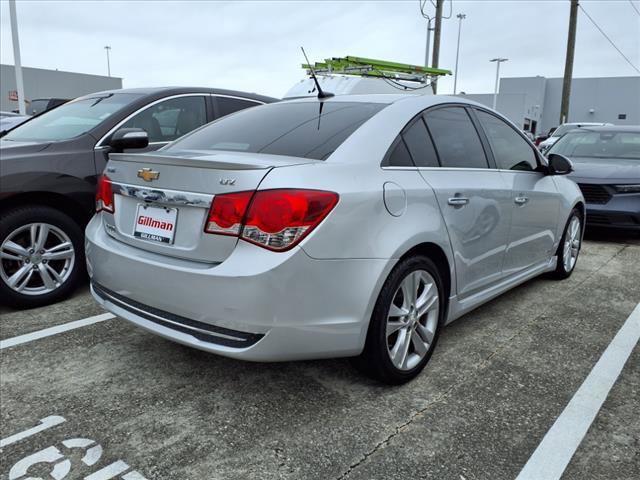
448;197;470;206
514;196;529;205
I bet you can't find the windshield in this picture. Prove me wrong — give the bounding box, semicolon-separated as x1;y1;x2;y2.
551;124;577;137
549;130;640;160
27;99;50;115
167;101;387;160
3;93;142;142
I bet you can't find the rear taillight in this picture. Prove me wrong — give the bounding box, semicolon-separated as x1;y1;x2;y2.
96;174;114;213
205;191;253;235
204;189;338;251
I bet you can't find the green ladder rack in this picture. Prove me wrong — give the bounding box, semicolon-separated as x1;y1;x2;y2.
302;55;451;83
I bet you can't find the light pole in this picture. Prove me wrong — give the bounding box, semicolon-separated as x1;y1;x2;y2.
490;58;508;110
104;46;111;77
9;0;26;115
453;13;466;95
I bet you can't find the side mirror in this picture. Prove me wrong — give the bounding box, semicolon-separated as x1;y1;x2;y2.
547;153;573;175
109;128;149;153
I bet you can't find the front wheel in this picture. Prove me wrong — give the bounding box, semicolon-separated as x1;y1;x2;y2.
355;256;445;384
0;206;85;308
551;209;583;279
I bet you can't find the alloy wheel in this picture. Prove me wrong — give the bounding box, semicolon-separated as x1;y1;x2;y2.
0;223;75;296
386;270;439;371
563;216;581;272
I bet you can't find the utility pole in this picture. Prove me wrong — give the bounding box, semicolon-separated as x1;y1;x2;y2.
431;0;444;93
104;46;112;77
424;17;434;68
9;0;26;115
490;58;508;110
560;0;579;125
453;13;466;95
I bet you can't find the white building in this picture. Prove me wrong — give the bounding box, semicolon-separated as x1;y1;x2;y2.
1;64;122;112
458;75;640;136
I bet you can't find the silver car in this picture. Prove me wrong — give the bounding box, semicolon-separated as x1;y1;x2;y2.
538;122;612;153
86;95;584;384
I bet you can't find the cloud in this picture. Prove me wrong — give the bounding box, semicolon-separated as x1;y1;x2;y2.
1;0;638;98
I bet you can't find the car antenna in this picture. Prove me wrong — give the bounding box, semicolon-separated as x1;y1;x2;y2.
301;47;334;99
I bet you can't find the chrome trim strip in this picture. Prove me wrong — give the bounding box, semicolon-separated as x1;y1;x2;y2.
383;166;544;175
495;169;544;175
417;167;503;172
95;286;246;342
382;166;500;172
211;93;265;104
381;166;418;171
111;181;213;208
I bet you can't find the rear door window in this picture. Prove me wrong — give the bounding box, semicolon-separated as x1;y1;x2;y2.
168;101;387;160
475;109;538;171
423;107;489;169
382;138;414;167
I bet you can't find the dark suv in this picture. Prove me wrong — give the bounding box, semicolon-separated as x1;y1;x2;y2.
0;87;276;308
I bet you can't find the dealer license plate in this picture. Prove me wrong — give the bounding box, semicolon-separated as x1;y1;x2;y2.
133;204;178;244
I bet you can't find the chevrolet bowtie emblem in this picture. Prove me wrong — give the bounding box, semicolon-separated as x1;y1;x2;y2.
137;168;160;182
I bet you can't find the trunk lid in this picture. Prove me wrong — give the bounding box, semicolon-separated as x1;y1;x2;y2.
102;150;316;263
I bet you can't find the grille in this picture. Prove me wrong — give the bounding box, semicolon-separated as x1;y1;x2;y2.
577;184;612;204
585;213;611;225
92;282;264;348
586;213;638;226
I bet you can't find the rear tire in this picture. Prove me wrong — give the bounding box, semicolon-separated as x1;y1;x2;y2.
355;255;445;385
0;206;85;309
551;208;583;279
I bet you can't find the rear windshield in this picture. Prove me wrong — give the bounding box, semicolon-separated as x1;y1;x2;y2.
3;93;142;142
549;130;640;160
166;101;387;160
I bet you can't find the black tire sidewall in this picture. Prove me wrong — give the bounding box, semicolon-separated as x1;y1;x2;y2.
362;255;445;384
0;206;85;308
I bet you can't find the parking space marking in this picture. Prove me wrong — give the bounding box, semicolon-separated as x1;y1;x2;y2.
0;312;115;350
84;461;130;480
0;416;66;448
516;302;640;480
3;415;147;479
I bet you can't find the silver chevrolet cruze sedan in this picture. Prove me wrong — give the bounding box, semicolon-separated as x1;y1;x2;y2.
86;95;584;384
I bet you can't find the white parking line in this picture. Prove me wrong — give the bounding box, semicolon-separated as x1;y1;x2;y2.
516;302;640;480
0;312;115;350
0;415;66;448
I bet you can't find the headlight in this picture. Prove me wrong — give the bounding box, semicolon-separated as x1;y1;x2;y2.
613;184;640;193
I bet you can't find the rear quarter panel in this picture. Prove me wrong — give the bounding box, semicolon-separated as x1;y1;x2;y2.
256;96;459;290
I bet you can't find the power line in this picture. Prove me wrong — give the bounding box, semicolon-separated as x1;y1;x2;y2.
629;0;640;16
578;4;640;74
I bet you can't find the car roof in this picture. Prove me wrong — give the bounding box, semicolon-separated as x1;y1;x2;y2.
281;93;487;109
75;86;278;104
575;125;640;133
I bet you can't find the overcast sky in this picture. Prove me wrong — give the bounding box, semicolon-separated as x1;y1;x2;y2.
1;0;639;98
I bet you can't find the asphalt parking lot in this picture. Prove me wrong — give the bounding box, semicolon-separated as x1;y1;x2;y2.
1;230;639;480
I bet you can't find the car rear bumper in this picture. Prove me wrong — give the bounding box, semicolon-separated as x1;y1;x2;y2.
85;215;391;361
